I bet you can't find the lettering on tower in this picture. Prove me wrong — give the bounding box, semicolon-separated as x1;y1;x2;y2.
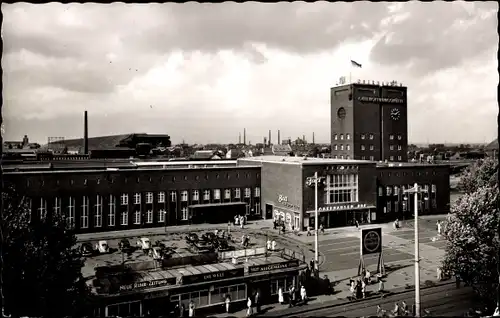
357;96;404;104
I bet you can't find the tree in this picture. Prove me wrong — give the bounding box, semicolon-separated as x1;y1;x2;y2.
1;184;91;318
458;158;498;194
442;158;499;311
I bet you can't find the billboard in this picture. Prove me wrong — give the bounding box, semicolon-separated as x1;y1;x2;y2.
360;227;382;255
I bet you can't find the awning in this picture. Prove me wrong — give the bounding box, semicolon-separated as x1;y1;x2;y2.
306;204;376;214
189;202;247;209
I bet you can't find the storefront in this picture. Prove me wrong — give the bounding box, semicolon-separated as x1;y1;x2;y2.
306;203;377;228
90;255;305;317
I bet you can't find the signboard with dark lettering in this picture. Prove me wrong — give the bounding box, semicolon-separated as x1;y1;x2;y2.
357;96;404;104
119;277;176;292
360;227;382;255
181;268;244;285
249;260;300;274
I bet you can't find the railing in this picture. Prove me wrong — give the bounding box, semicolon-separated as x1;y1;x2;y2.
219;247;266;260
280;247;306;263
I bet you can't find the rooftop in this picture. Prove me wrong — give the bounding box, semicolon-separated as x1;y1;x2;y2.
376;162;451;168
239;155;372;166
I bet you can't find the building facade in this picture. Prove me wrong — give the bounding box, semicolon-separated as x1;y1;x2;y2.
330;82;408;162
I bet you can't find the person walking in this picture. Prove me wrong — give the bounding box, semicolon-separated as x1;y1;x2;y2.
378;279;385;293
267;239;271;250
401;300;408;316
300;285;307;305
188;300;195;317
271;240;276;251
361;279;366;298
254;291;261;313
246;297;253;317
307;226;312;236
319;223;324;234
288;286;294;307
278;287;284;304
310;258;315;271
225;295;231;314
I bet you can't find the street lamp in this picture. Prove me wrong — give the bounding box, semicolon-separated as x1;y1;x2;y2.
403;183;428;318
163;211;168;233
306;172;323;269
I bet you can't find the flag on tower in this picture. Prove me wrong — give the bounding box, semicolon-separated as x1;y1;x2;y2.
351;60;362;68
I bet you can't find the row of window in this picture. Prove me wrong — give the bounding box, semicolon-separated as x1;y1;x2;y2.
119;187;260;205
332;155;354;160
383;196;437;213
333;133;403;141
325;173;359;204
170;284;246;309
378;184;437;197
333;144;404;152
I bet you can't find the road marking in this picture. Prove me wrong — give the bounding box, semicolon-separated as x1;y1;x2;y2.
323;245;359;253
320;239;359;247
337;250;406;257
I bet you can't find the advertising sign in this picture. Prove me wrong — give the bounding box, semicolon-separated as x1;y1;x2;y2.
360;227;382;255
119;277;177;292
357;96;404;104
277;194;299;210
181;268;244;285
249;260;300;274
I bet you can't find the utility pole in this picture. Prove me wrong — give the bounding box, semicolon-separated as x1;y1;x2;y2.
404;183;428;317
496;107;500;316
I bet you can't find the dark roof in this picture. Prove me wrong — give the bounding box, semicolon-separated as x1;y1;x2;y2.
485;138;498;150
47;134;132;151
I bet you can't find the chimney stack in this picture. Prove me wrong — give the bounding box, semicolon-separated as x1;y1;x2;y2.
268;130;271;146
313;132;315;144
244;128;246;145
239;132;241;144
84;111;88;155
303;134;306;144
278;130;280;145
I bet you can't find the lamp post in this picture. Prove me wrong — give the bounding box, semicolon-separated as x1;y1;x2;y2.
403;183;428;318
306;172;322;269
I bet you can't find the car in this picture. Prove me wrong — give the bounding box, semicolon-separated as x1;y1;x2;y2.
119;238;133;252
202;232;216;242
149;246;164;260
185;233;199;244
80;242;94;257
95;240;109;254
137;237;151;252
154;240;166;249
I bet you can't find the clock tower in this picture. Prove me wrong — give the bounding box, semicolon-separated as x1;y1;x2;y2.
331;81;408;162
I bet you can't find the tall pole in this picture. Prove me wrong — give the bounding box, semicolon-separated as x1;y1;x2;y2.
314;171;319;268
414;182;421;317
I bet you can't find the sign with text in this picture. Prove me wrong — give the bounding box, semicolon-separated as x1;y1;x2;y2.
360;227;382;255
277;194;299;210
249;260;300;274
357;96;404;104
119;277;176;292
181;268;244;285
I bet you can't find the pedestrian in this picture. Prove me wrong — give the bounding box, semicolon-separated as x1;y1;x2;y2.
278;287;284;304
282;223;286;234
378;279;385;293
310;258;315;271
455;273;461;289
180;303;185;317
307;226;311;236
288;286;294;307
292;286;297;305
361;279;366;298
267;239;271;250
188;300;195;317
240;218;244;229
227;221;231;234
300;285;307;304
350;279;355;295
437;266;443;281
365;269;371;284
271;240;276;251
320;223;324;234
254;291;261;313
401;301;408;316
225;295;231;313
246;297;253;317
235;215;239;226
355;219;359;229
324;275;332;295
273;219;277;230
392;302;400;316
437;220;442;235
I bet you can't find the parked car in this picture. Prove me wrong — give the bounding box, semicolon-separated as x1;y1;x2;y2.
80;242;94;257
137;237;151;253
202;232;216;242
119;238;133;253
185;233;199;244
149;246;164;260
154;240;166;249
95;240;109;254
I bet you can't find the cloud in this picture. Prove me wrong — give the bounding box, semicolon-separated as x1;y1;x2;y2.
1;2;498;144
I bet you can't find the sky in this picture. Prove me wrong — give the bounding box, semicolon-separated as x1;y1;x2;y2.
2;2;498;145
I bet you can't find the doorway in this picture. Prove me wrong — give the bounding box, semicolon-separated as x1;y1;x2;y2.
265;204;273;220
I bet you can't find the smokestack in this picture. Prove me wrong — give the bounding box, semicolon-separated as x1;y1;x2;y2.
268;130;271;146
278;130;280;145
303;134;306;144
313;132;315;144
244;128;246;145
84;111;88;155
239;132;241;144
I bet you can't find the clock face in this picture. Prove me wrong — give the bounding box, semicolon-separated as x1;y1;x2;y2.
337;107;346;119
390;108;401;120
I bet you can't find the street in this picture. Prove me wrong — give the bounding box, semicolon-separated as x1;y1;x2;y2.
267;282;476;317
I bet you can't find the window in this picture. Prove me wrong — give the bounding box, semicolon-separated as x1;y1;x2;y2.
390;156;394;161
386;202;392;213
214;189;221;200
203;190;210;201
397;145;402;151
334;144;338;150
369;134;374;140
254;202;261;215
334;134;338;140
398;156;402;161
346;145;351;150
386;186;392;196
224;189;231;200
67;197;75;229
146;210;153;223
340;145;344;150
54;197;61;215
121;194;128;206
171;191;177;202
378;187;384;196
361;156;366;160
108;195;116;227
340;155;344;159
325;174;359;204
394;186;399;196
369;156;374;161
38;198;47;220
106;301;141;317
192;190;200;201
361;145;365;151
155;191;164;203
158;209;166;223
389;134;394;140
397;134;402;140
346;155;350;159
234;188;241;199
254;187;261;197
121;210;128;226
334;155;338;159
94;195;103;228
346;133;351;140
181;191;188;202
369;145;374;150
146;192;153;204
244;188;251;198
134;209;141;224
340;134;344;140
81;196;89;229
181;207;189;221
431;184;436;193
361;134;366;140
390;145;394;151
134;193;141;205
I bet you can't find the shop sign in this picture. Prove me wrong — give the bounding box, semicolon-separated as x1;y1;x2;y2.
181;268;244;285
357;96;404;104
277;194;299;210
360;227;382;255
317;203;368;212
119;277;176;292
249;260;300;274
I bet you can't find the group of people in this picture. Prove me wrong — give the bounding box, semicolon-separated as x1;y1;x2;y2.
244;291;262;317
306;224;325;236
234;215;247;228
277;285;308;308
174;300;196;317
266;239;277;251
376;301;410;317
349;269;385;300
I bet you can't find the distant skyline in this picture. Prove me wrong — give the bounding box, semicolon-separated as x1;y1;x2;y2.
2;2;498;145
